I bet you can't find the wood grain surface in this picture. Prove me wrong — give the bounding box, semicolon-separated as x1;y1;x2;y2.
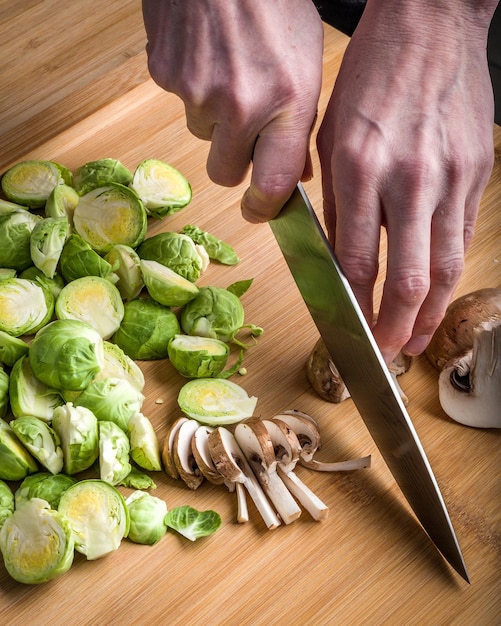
1;3;500;625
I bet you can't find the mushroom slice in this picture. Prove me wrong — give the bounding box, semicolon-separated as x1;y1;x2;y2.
272;410;321;463
172;418;204;489
438;324;501;428
162;416;189;479
263;419;329;521
208;427;280;529
234;420;301;525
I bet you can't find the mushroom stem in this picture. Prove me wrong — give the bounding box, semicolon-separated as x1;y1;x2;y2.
299;456;371;472
277;468;329;521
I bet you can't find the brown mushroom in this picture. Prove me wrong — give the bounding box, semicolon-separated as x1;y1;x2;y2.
172;418;204;490
161;416;189;479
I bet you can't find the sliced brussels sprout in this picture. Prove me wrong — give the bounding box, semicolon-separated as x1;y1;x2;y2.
55;276;124;340
167;334;230;378
0;366;8;419
74;158;132;196
182;225;240;265
0;498;74;584
30;216;70;278
126;490;167;545
0;331;29;367
0;417;38;480
59;233;119;283
0;480;14;528
9;355;63;420
98;420;131;485
0;198;29;215
104;244;144;301
164;505;221;541
51;403;99;475
1;160;70;208
140;259;199;307
128;411;162;471
0;209;42;271
0;278;54;337
58;479;129;560
15;472;77;509
73;183;147;253
130;159;192;219
45;183;79;222
74;377;145;432
99;341;145;391
10;417;64;475
19;266;65;300
137;231;203;282
112;297;180;360
0;268;16;280
29;319;105;391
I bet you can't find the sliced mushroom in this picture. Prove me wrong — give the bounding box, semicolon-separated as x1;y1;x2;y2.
161;416;189;479
208;427;281;529
272;410;321;463
234;420;302;525
172;418;204;489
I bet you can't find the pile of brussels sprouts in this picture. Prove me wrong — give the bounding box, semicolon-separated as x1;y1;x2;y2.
0;156;264;583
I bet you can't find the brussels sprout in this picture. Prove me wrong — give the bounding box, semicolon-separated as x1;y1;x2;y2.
99;341;145;391
0;331;29;367
0;198;29;214
0;366;8;419
45;183;79;222
0;480;14;528
58;479;129;560
19;266;65;300
73;183;147;253
29;319;104;391
59;233;119;283
30;216;70;278
0;209;42;271
51;403;99;475
130;159;192;219
104;244;144;301
0;417;38;480
9;355;63;420
112;297;180;360
56;276;124;340
140;259;199;307
0;277;54;337
137;231;203;282
126;490;167;545
128;411;161;471
74;377;144;432
0;498;74;584
10;417;64;475
1;160;70;208
74;158;132;196
98;420;131;485
178;378;258;425
180;286;245;342
167;334;230;378
0;268;17;280
15;472;76;509
164;505;221;541
182;225;240;265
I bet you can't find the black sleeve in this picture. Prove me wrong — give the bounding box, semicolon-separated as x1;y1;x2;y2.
314;0;367;36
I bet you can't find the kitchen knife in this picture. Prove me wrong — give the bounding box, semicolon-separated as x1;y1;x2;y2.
270;183;469;582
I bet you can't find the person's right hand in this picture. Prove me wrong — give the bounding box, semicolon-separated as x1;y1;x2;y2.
142;0;324;222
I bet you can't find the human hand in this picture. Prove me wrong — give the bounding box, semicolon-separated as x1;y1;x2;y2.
142;0;324;222
316;0;496;363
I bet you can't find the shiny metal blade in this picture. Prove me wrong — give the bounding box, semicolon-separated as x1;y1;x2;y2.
270;183;469;582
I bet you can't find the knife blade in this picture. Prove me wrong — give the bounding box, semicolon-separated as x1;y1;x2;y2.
270;183;469;582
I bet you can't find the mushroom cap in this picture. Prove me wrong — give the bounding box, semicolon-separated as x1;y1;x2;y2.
172;418;204;489
161;416;189;479
191;425;225;485
272;411;321;462
426;288;501;371
305;337;350;403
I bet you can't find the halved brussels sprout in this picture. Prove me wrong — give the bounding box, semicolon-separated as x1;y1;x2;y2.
0;209;42;271
140;259;199;307
128;411;162;471
1;160;71;208
15;472;76;509
58;479;129;560
45;183;79;222
112;297;180;360
9;355;63;420
0;480;14;528
99;341;145;391
182;224;240;265
104;244;144;301
51;403;99;475
0;278;54;337
73;183;147;253
168;334;230;378
98;420;131;485
29;319;105;391
130;159;191;219
56;276;124;340
19;266;65;300
0;417;38;480
30;216;70;278
0;198;29;214
137;231;203;282
0;366;8;419
126;490;167;545
74;158;132;196
0;498;74;584
10;417;64;475
177;378;258;425
59;233;119;283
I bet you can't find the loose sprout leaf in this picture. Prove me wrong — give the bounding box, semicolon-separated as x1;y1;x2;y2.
164;505;221;541
182;225;240;265
226;279;253;298
118;467;156;490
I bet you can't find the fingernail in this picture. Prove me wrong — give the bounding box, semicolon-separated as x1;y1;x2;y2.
404;335;431;356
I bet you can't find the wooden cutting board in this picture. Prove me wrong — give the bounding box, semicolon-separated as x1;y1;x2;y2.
1;3;500;624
